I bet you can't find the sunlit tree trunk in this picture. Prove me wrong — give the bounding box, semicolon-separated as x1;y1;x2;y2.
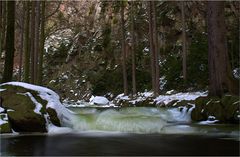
121;1;128;95
131;1;136;95
38;1;45;85
24;1;30;83
207;1;239;96
2;1;15;83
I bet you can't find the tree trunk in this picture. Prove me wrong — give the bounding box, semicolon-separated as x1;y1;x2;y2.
24;1;30;83
181;1;187;81
207;1;239;96
152;1;160;95
2;1;15;83
18;2;25;81
34;1;40;83
131;1;136;95
38;1;45;85
0;1;2;58
1;1;7;58
30;1;35;84
148;1;156;94
121;2;128;95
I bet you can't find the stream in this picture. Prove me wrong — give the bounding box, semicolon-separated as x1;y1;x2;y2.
1;107;239;156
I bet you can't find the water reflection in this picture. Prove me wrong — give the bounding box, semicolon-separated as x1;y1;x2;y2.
1;133;239;156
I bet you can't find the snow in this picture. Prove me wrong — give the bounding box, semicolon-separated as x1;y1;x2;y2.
115;91;207;107
166;90;175;95
154;91;207;106
0;107;4;113
90;96;109;105
198;120;219;124
115;94;130;101
0;119;7;125
0;82;73;128
0;88;6;92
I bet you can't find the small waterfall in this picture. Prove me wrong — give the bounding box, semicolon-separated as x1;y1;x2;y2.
68;107;193;133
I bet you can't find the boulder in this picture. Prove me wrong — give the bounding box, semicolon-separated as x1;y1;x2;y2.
191;95;240;123
0;113;12;133
89;96;109;106
0;82;72;133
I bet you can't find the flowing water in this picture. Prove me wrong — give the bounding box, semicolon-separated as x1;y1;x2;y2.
1;107;239;156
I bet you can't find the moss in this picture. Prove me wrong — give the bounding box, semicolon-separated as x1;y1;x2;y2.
46;107;61;126
7;110;47;132
0;122;12;133
204;100;224;121
2;93;35;111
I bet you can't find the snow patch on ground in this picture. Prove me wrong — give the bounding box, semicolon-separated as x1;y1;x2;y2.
154;91;207;105
114;91;207;106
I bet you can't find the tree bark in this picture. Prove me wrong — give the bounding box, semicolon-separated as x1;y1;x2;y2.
34;1;40;83
2;1;15;83
38;1;45;85
207;1;239;96
1;1;7;58
121;2;128;95
152;1;160;95
30;1;35;84
148;1;156;94
131;1;136;95
24;1;30;83
181;1;187;81
19;2;25;81
0;1;2;58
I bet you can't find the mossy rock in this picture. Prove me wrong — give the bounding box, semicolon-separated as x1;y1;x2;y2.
46;107;61;126
7;110;47;132
0;83;64;133
224;100;240;123
191;96;209;121
191;95;240;123
204;99;224;121
0;122;12;133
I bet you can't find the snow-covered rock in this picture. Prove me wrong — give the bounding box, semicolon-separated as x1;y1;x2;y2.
0;82;73;133
90;96;109;106
154;92;207;106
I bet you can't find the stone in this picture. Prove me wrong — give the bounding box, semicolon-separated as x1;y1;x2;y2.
0;82;68;133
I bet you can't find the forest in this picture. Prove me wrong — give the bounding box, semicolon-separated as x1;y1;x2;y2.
0;0;239;156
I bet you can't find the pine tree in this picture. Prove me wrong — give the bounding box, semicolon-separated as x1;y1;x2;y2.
121;1;128;95
24;1;30;82
30;1;36;83
207;1;239;96
38;1;45;85
131;1;136;95
2;1;15;83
